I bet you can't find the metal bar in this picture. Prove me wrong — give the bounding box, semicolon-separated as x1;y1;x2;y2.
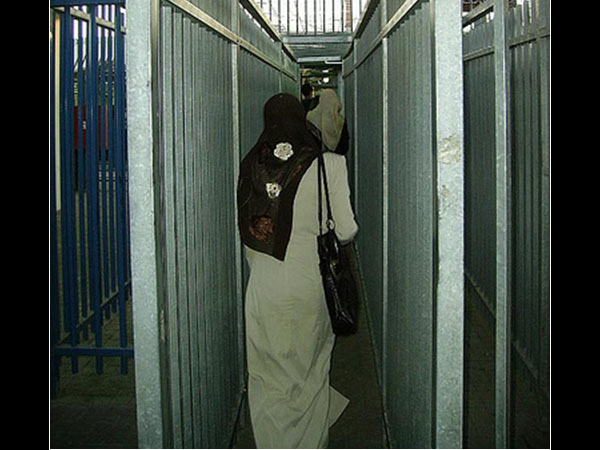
493;0;512;447
108;7;118;296
114;4;129;375
99;9;110;301
127;0;165;446
55;346;134;356
172;11;193;448
381;32;389;411
61;8;80;373
333;0;336;32
56;282;131;345
535;0;550;425
76;15;89;329
53;6;123;32
432;0;464;446
88;6;104;374
51;0;125;6
462;27;550;63
230;23;246;426
158;5;182;448
462;0;493;26
306;0;309;33
50;10;60;398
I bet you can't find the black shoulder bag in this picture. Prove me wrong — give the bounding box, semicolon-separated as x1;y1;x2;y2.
317;151;359;336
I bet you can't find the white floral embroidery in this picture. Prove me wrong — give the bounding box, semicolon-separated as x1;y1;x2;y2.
274;142;294;161
266;182;282;199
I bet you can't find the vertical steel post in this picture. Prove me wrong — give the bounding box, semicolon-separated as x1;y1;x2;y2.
432;0;464;447
380;0;389;418
61;8;79;373
87;7;104;374
126;0;165;447
493;0;512;447
115;5;130;375
231;0;247;430
50;10;60;398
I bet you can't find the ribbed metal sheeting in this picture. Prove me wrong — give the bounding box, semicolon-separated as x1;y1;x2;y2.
238;54;299;156
463;0;550;423
156;5;240;448
344;0;464;447
355;46;384;371
139;0;299;447
463;18;496;310
385;2;435;447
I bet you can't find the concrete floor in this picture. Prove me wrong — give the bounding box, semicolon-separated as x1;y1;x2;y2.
50;285;549;449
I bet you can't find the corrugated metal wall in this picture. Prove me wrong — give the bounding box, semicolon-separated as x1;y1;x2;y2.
385;2;436;446
343;0;464;447
155;6;239;448
126;0;298;447
463;0;551;438
355;46;384;368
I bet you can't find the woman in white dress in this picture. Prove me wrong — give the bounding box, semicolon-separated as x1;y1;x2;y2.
237;93;358;448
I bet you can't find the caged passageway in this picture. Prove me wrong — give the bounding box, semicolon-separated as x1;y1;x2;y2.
50;0;550;448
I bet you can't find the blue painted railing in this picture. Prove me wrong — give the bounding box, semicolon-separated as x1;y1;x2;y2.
50;1;130;398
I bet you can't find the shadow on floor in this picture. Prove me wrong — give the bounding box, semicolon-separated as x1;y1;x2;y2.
50;356;138;449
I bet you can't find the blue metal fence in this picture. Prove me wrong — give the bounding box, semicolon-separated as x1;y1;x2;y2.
50;0;130;398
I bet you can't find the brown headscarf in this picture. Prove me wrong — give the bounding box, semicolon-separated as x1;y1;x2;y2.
237;93;321;261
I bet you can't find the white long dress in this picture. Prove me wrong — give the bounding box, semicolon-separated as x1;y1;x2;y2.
244;152;358;449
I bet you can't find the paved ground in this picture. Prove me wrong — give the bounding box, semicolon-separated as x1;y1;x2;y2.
50;284;549;448
50;355;137;449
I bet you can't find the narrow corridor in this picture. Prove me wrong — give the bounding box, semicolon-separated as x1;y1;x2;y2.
51;0;550;448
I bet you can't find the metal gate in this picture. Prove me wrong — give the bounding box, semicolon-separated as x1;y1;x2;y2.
463;0;551;446
50;1;130;398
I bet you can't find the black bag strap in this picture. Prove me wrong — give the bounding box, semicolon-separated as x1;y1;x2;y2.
317;149;335;235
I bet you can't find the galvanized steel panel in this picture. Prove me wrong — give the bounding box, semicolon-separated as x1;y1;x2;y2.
355;45;384;375
188;0;233;28
155;4;242;447
462;0;550;443
239;49;283;157
463;17;497;312
240;2;281;63
385;2;435;446
463;0;550;417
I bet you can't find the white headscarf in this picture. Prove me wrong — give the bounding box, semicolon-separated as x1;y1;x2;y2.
307;89;345;152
